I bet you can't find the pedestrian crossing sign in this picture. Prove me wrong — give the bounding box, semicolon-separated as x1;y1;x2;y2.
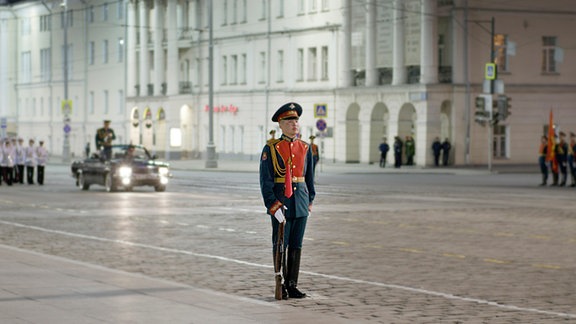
314;104;327;118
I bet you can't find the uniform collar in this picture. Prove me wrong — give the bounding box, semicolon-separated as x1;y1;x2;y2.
281;134;296;142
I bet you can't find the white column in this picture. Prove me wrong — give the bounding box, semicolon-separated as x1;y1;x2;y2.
139;0;149;96
340;0;352;87
166;0;178;95
392;0;406;85
127;0;137;96
0;17;10;118
154;0;165;96
365;0;377;86
420;0;438;84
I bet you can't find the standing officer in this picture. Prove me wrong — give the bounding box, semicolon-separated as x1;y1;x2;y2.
95;120;116;160
405;136;415;166
556;131;568;186
538;135;548;186
1;138;15;185
431;137;442;167
259;102;315;299
379;137;389;168
393;136;403;168
442;138;452;166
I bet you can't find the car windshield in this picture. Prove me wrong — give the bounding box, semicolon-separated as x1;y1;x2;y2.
110;146;149;160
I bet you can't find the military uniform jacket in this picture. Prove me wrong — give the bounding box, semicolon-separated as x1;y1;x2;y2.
95;127;116;150
260;134;315;219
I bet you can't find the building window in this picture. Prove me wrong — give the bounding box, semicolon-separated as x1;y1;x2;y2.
40;15;51;32
321;46;329;80
221;56;228;85
89;91;95;114
117;1;124;20
277;0;284;17
231;55;238;84
260;0;267;20
103;90;109;115
277;50;284;82
102;40;109;63
259;52;266;83
321;0;329;11
309;0;317;13
542;36;557;73
298;0;305;14
494;34;509;72
241;0;247;23
308;47;317;81
61;10;73;28
240;54;247;84
231;0;237;24
40;48;51;81
117;38;124;63
493;125;508;159
222;0;228;25
297;48;304;81
103;3;109;21
21;17;31;35
89;41;95;65
88;6;94;23
21;51;31;83
118;90;124;114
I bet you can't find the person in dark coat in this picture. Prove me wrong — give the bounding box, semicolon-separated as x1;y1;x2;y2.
441;138;451;166
379;138;389;168
259;102;315;299
432;137;442;167
393;136;403;168
538;135;548;186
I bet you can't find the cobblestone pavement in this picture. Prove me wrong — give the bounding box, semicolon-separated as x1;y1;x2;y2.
0;165;574;323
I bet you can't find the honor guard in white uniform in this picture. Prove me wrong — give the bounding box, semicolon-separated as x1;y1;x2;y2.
36;140;49;185
1;139;15;185
15;138;25;184
25;139;37;184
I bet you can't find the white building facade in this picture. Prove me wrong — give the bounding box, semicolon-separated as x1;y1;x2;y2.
1;0;576;165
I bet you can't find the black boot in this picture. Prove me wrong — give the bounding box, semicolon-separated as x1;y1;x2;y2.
571;174;576;187
560;173;567;186
540;174;547;186
551;173;558;186
285;248;306;299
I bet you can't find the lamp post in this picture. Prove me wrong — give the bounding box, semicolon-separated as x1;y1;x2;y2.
61;0;71;162
205;0;217;168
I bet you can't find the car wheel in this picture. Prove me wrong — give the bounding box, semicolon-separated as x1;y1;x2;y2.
154;184;166;192
105;173;117;192
78;173;90;190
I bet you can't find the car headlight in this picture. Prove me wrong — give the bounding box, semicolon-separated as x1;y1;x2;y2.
118;166;132;178
159;167;169;176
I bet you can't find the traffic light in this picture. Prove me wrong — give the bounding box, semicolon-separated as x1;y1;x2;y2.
474;94;492;124
497;95;511;120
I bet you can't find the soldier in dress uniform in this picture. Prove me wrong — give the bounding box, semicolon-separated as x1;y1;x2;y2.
538;135;548;186
568;132;576;187
95;120;116;160
259;102;315;299
25;139;37;185
1;138;15;185
556;131;568;186
36;140;49;185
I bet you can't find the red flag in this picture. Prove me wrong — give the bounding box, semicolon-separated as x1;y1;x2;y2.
546;110;558;173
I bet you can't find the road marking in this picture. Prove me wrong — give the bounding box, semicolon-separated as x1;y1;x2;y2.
331;241;349;246
399;248;423;254
443;253;466;259
532;264;562;270
1;220;574;320
484;258;509;264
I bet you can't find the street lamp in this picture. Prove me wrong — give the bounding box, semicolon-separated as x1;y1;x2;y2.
61;0;71;162
205;0;217;168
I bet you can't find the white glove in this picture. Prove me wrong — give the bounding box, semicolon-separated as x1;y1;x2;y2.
274;207;286;223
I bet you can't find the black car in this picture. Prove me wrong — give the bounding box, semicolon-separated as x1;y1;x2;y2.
71;144;170;192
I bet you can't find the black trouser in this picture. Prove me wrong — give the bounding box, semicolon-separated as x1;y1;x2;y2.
17;165;24;184
37;165;45;185
27;166;35;184
3;167;13;185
